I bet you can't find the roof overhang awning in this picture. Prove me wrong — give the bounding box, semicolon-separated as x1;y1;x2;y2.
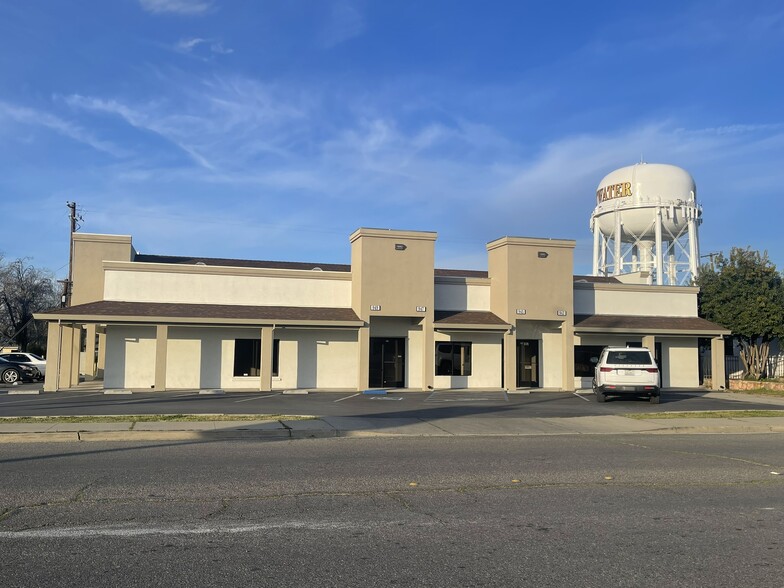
434;310;510;331
573;314;730;337
35;301;365;328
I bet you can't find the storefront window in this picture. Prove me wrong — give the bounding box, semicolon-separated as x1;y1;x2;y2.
234;339;279;377
574;345;604;377
435;342;472;376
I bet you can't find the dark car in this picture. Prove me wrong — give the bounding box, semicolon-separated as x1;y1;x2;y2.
0;356;39;384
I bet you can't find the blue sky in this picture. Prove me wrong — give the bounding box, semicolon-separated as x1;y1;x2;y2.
1;0;783;279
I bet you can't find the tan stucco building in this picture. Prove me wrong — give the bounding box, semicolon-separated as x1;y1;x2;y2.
36;228;728;393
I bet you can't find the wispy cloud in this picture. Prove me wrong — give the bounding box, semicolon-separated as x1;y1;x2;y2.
320;1;366;48
63;76;308;170
175;37;233;55
0;100;126;156
139;0;212;15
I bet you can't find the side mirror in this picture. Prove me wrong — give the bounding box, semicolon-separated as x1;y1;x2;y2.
590;357;599;364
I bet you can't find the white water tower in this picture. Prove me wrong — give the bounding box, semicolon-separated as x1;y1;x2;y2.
590;163;702;286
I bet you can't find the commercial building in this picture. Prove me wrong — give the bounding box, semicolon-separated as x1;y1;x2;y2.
36;228;728;393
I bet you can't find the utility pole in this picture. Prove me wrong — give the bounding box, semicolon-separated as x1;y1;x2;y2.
700;252;719;272
63;201;82;307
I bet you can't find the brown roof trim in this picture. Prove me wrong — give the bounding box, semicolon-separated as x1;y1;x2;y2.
36;301;363;327
134;254;352;273
434;269;489;278
573;314;729;335
134;254;494;279
434;310;509;330
572;275;621;283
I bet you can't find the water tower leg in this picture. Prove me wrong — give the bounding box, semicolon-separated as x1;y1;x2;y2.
592;225;600;275
655;207;664;285
688;216;700;280
613;212;622;276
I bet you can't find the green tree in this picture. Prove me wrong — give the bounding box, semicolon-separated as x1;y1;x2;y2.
696;247;784;380
0;258;59;354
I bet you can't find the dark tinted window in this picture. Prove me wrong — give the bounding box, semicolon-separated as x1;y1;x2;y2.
606;351;654;365
234;339;261;377
574;345;604;376
233;339;280;377
436;342;472;376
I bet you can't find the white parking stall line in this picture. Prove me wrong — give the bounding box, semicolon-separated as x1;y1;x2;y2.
235;393;281;403
334;393;360;403
0;391;103;405
573;391;591;402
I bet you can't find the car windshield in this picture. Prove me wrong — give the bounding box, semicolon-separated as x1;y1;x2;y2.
606;351;653;365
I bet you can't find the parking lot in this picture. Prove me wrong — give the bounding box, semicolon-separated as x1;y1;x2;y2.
0;384;781;419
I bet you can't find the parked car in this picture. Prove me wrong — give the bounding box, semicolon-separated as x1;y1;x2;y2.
0;352;46;378
592;346;660;403
0;356;39;384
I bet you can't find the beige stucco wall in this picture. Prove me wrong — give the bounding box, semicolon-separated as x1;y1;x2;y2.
71;234;134;305
573;284;698;317
434;280;491;311
128;326;361;390
103;264;352;308
164;327;224;389
487;237;575;322
105;325;156;389
433;331;503;389
660;338;699;388
219;328;359;390
285;329;358;390
351;228;435;320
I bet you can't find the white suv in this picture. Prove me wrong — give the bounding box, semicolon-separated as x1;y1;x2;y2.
592;347;660;404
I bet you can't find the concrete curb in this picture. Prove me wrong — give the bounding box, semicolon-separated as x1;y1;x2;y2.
1;423;783;442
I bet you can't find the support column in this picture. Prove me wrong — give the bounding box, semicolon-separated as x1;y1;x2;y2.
655;207;664;285
260;326;274;392
59;325;75;390
357;325;369;391
96;329;106;379
642;335;656;354
83;323;98;380
421;316;434;391
154;325;168;392
503;329;516;391
561;322;575;392
69;325;81;387
43;322;62;392
711;336;726;391
592;220;600;276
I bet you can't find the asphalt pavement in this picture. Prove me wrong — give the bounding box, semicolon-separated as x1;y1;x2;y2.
2;387;784;442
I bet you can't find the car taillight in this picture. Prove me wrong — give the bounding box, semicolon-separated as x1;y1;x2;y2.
600;367;613;372
645;368;659;373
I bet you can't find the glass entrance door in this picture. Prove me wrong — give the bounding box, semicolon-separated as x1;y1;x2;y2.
369;338;406;388
516;339;539;388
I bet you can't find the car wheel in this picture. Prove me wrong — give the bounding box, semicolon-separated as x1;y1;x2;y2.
649;394;660;404
2;368;20;384
596;391;606;403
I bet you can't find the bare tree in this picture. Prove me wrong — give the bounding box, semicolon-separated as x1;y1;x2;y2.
0;258;59;354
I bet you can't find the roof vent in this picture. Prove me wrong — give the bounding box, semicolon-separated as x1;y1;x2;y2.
312;267;323;271
195;262;206;266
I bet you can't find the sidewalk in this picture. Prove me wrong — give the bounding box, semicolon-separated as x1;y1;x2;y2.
2;411;784;442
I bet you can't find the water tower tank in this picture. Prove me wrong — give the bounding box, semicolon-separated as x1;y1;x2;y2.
590;163;702;285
